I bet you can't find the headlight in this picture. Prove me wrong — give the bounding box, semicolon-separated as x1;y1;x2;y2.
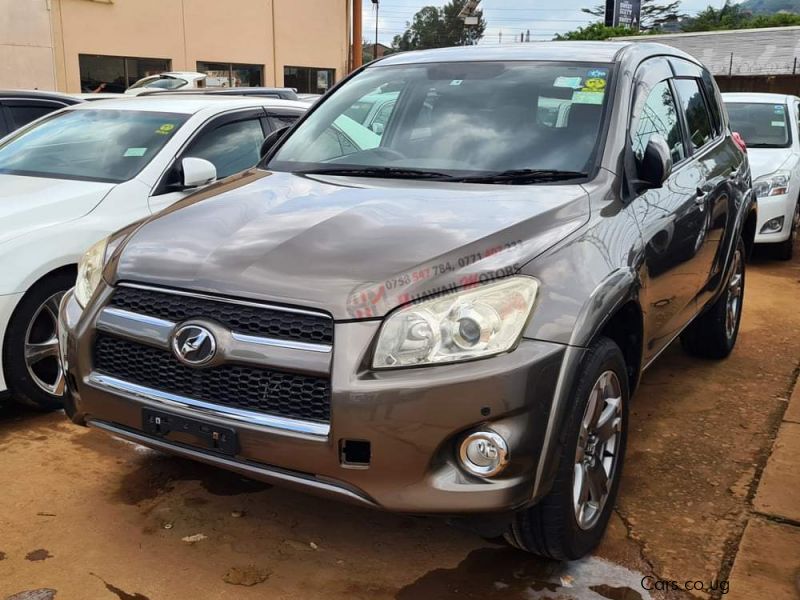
372;276;538;368
753;171;790;198
74;237;109;308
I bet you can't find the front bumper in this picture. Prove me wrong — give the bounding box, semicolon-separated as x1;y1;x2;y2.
59;287;567;514
754;194;796;244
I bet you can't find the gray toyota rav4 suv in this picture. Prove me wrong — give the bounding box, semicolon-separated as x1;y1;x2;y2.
59;42;756;559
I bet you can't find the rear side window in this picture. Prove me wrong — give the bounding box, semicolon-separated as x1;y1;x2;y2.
633;80;685;165
700;70;723;135
673;79;714;150
6;103;61;129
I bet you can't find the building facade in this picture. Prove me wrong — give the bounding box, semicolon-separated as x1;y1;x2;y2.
0;0;350;94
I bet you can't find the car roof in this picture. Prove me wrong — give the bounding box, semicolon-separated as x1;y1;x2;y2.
0;89;83;104
722;92;798;104
66;95;308;114
375;41;698;67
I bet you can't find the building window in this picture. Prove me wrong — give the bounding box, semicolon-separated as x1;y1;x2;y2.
79;54;171;93
284;67;335;94
196;62;263;88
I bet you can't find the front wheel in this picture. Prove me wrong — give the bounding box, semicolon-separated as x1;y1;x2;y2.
504;337;629;559
3;271;75;411
680;238;745;359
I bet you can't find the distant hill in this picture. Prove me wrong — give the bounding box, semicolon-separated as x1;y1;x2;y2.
738;0;800;15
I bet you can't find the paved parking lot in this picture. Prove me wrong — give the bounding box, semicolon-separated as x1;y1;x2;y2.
1;252;799;600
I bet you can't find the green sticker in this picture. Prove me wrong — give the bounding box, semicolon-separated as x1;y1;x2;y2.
572;91;604;105
123;147;147;157
156;123;176;135
771;120;786;127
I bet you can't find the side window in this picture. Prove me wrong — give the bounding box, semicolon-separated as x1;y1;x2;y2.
632;80;685;165
185;118;265;179
6;103;62;130
269;113;300;130
700;70;723;135
673;79;714;150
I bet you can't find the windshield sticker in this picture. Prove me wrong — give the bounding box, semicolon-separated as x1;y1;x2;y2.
156;123;176;135
572;91;604;105
554;76;583;89
771;120;786;127
774;105;785;113
587;68;608;79
581;78;606;92
123;147;147;157
449;79;463;86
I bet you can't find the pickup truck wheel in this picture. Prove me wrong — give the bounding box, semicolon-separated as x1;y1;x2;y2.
503;337;629;559
3;272;74;411
776;201;799;261
680;238;745;359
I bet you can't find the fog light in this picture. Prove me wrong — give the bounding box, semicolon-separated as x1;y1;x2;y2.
459;430;509;477
760;216;785;234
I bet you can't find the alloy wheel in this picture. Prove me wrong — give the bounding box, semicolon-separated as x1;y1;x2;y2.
573;370;623;530
725;248;744;340
24;291;66;397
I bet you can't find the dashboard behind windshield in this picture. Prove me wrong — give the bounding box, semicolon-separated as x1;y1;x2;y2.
269;61;614;179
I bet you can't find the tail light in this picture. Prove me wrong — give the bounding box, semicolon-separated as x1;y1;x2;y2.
732;131;747;153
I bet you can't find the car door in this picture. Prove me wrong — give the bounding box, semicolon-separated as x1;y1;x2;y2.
628;59;713;362
148;109;269;213
0;99;68;133
670;64;734;302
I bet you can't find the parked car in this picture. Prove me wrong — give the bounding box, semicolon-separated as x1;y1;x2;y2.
0;90;83;137
0;95;307;410
125;72;209;95
140;87;300;101
723;92;800;259
71;93;129;102
60;42;755;559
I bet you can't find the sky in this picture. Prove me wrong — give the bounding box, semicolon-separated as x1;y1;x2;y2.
362;0;733;45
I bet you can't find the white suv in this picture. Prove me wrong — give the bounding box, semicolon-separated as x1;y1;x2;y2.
723;92;800;259
0;95;306;409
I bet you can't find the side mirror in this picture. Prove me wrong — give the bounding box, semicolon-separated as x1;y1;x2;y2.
260;125;290;159
636;135;672;190
370;122;385;135
181;157;217;188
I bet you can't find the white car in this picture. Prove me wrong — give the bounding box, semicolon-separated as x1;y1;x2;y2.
126;72;210;95
723;92;800;259
0;95;307;409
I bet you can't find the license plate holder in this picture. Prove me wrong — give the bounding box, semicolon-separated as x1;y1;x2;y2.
142;408;238;456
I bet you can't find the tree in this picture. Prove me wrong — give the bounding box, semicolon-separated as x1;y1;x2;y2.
392;0;487;51
680;0;800;31
581;0;686;30
554;22;644;40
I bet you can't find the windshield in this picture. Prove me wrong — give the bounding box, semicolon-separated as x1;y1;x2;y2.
0;109;189;183
129;75;188;90
726;102;791;148
268;61;613;181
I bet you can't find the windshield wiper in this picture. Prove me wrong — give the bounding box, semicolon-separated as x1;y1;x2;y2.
455;169;588;184
295;167;455;180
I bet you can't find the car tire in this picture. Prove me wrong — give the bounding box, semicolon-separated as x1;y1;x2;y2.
503;337;629;560
776;201;799;261
680;238;745;359
3;270;74;411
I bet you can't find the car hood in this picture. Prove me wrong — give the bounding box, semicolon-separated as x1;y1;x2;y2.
0;175;115;246
113;170;590;319
746;148;793;179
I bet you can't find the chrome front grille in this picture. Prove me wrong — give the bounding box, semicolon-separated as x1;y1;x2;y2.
90;283;333;435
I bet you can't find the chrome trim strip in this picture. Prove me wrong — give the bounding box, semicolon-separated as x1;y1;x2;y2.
88;420;373;507
88;373;330;438
231;331;331;354
96;307;174;348
118;282;333;320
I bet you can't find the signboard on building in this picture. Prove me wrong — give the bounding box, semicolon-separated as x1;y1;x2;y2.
613;0;641;29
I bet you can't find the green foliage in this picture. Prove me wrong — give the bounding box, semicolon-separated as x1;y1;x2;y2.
739;0;800;15
392;0;487;51
681;0;800;31
581;0;686;30
554;22;646;40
